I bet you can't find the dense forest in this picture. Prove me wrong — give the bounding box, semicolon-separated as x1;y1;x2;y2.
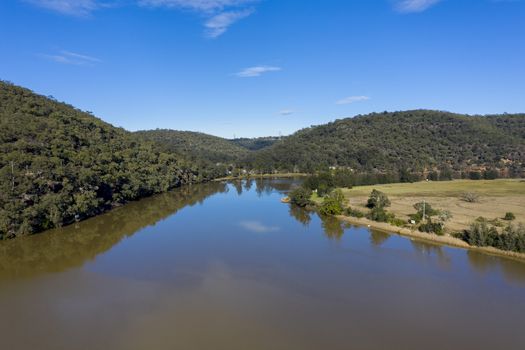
0;81;212;239
134;129;251;164
230;136;280;151
246;110;525;176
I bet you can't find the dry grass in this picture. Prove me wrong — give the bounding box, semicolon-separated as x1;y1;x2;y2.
340;179;525;233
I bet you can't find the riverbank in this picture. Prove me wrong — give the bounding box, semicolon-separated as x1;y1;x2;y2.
336;214;525;262
309;179;525;262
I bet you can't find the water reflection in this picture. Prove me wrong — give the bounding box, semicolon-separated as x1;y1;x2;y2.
0;182;227;280
1;177;524;287
369;229;390;247
288;205;312;227
410;239;451;269
320;215;345;240
467;251;525;284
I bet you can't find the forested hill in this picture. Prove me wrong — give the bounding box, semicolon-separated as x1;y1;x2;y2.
247;110;525;175
230;136;280;151
0;81;206;239
134;129;250;163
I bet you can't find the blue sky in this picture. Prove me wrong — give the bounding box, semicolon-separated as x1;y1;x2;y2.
1;0;524;137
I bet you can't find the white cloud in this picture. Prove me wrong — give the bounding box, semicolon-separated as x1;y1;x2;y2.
39;50;101;65
25;0;102;16
278;109;294;116
395;0;441;13
138;0;256;12
336;96;370;105
239;221;279;233
236;66;281;78
139;0;257;37
205;9;253;37
27;1;257;37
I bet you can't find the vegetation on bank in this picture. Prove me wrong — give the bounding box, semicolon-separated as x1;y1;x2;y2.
0;81;214;239
289;172;525;254
456;220;525;253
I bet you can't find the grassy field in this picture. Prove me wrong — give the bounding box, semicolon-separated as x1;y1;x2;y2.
339;179;525;233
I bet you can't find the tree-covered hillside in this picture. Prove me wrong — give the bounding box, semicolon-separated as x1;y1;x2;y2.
247;110;525;176
135;129;250;164
0;81;207;239
230;136;280;151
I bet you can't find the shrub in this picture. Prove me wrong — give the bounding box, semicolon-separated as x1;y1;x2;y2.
289;187;312;207
319;197;343;216
484;169;499;180
388;217;406;227
458;222;525;253
461;192;479;203
366;207;393;222
468;171;482;180
458;221;500;247
366;189;391;209
504;212;516;221
345;207;365;218
319;189;345;216
419;219;444;235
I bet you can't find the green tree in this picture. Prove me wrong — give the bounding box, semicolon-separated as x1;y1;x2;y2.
367;189;391;209
289;187;312;207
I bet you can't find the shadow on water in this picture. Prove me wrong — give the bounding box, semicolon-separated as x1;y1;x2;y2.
0;182;228;280
467;250;525;284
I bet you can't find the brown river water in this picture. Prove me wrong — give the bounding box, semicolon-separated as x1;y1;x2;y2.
1;179;524;350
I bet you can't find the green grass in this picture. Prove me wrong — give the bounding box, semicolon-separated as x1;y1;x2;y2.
339;179;525;198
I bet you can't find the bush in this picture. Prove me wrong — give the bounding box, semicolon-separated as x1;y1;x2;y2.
388;217;406;227
366;207;393;223
484;169;499;180
461;192;479;203
366;189;391;209
289;187;312;207
457;222;525;253
468;171;482;180
345;207;365;218
319;198;343;216
504;212;516;221
419;219;444;235
319;189;345;216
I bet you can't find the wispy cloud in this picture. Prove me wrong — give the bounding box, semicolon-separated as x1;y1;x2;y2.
205;9;253;37
236;65;281;78
138;0;256;12
395;0;442;13
39;50;101;65
25;0;104;16
336;96;370;105
27;1;257;36
239;221;279;233
278;109;294;116
139;0;257;37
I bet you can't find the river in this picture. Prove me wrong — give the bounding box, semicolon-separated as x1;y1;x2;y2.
0;178;524;350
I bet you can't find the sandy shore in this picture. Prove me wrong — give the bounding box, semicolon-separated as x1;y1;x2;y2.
336;214;525;262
